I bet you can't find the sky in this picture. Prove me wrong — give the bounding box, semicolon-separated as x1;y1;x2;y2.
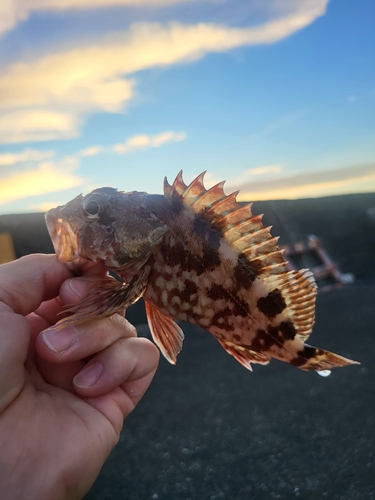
0;0;374;214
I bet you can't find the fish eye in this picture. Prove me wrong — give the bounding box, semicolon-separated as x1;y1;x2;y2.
83;193;108;220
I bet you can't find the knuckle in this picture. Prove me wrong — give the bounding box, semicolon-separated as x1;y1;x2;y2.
107;314;137;338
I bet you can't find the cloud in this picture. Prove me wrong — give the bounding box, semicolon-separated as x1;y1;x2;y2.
248;112;305;142
232;163;375;201
223;165;283;187
205;164;284;192
76;130;186;157
0;0;207;37
113;131;186;153
0;110;80;144
249;165;283;176
0;0;328;144
0;149;55;166
31;0;203;9
36;201;68;212
79;145;104;157
0;157;84;205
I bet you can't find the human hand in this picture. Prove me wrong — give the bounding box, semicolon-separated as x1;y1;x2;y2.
0;254;159;500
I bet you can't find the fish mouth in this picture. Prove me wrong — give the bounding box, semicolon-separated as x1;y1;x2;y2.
45;207;106;273
45;207;79;263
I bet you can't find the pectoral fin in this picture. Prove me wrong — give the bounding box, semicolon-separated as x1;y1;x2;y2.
145;300;184;364
57;271;148;327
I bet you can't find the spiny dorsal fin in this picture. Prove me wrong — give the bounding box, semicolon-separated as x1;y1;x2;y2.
164;170;228;210
180;171;207;204
164;170;187;197
164;171;287;274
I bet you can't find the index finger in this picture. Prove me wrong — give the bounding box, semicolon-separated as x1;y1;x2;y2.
0;254;72;316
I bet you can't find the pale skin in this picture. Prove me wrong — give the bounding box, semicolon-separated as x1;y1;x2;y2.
0;254;159;500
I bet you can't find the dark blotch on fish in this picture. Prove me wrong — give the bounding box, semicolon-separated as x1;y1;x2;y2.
257;289;286;318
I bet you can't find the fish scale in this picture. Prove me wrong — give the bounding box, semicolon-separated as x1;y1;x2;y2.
45;171;359;373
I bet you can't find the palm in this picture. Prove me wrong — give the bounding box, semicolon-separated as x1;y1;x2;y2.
6;375;115;499
0;255;158;500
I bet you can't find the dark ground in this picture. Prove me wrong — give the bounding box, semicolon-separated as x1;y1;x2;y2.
84;282;374;500
1;193;375;499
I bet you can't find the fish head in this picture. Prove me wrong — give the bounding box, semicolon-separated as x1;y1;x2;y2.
45;187;169;273
46;188;120;268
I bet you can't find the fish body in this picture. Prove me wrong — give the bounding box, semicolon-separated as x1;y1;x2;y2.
46;172;358;372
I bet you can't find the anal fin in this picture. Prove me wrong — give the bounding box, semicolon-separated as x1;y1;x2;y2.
217;339;271;372
145;300;184;364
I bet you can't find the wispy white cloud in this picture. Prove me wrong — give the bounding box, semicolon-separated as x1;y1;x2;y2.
0;0;328;144
76;130;186;157
0;148;55;166
113;131;186;153
228;164;284;184
206;164;284;191
249;165;283;176
36;201;69;212
79;145;104;157
231;163;375;201
0;109;80;144
248;111;305;142
30;0;203;9
0;0;207;37
0;157;84;205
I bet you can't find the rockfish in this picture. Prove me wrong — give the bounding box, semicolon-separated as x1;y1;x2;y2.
45;171;358;372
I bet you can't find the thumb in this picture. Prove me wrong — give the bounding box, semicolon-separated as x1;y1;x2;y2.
0;254;71;412
0;311;29;413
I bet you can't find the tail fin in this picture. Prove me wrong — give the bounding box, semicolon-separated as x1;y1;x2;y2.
291;343;359;371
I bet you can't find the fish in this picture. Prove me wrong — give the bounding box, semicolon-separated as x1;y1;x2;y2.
45;171;358;372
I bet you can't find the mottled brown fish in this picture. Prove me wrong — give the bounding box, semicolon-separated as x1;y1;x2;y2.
46;171;358;372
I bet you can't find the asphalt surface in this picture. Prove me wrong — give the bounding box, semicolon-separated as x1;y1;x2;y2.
85;280;374;500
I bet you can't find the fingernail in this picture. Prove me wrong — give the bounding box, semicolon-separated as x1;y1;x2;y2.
68;278;91;298
42;326;78;353
74;362;103;388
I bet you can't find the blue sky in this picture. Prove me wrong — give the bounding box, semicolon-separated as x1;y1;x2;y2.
0;0;374;214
